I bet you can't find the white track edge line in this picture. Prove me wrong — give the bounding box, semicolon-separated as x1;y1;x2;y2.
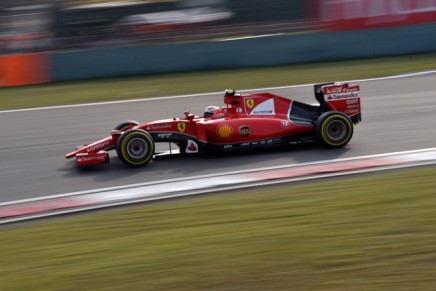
2;160;435;225
1;70;435;114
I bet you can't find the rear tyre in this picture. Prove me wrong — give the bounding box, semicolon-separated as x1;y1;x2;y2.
116;129;155;167
315;112;353;148
114;120;139;132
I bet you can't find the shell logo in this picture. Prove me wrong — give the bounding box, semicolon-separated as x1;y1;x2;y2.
216;124;233;138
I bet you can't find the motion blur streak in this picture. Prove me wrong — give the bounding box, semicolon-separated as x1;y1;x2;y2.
2;0;435;54
0;0;309;53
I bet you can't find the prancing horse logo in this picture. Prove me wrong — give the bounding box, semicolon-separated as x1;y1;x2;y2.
177;122;186;133
245;98;254;109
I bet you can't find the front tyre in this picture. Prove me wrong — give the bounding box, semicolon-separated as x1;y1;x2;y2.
114;120;139;132
315;112;353;148
116;129;155;167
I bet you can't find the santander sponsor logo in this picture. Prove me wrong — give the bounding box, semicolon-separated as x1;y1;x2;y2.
185;140;199;153
77;155;106;162
326;92;359;100
87;141;110;152
146;124;172;131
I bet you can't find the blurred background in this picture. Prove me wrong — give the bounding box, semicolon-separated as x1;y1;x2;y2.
1;3;436;289
0;0;313;53
0;0;435;87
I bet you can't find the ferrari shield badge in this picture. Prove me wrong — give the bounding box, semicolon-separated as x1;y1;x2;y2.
177;122;186;133
245;98;254;109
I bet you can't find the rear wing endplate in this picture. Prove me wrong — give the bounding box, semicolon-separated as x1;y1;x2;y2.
314;83;362;124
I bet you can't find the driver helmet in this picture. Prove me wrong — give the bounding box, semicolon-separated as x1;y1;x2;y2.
204;106;220;118
225;89;236;96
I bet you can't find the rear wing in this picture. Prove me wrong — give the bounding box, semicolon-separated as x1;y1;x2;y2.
314;83;361;124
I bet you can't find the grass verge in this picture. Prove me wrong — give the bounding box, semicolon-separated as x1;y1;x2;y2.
1;52;436;110
2;167;436;290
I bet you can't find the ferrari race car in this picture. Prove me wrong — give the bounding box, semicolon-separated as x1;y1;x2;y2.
66;82;362;167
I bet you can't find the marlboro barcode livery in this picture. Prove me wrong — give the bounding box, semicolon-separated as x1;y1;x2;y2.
66;83;362;167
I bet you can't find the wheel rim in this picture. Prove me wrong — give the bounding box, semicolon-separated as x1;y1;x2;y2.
326;120;347;142
126;137;149;159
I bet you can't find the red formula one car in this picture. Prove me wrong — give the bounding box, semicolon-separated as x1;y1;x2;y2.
66;82;362;167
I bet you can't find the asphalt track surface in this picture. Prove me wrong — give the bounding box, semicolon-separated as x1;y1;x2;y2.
1;74;435;203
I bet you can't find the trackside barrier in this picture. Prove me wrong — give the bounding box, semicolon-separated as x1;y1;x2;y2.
0;53;51;87
51;22;436;82
1;148;436;224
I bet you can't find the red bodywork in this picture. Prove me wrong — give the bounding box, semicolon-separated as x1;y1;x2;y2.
66;83;361;167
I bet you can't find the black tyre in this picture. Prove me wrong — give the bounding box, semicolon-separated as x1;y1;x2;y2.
315;112;353;148
116;129;155;167
114;120;139;132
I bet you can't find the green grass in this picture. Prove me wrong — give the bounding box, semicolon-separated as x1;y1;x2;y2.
2;167;436;290
1;52;436;110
